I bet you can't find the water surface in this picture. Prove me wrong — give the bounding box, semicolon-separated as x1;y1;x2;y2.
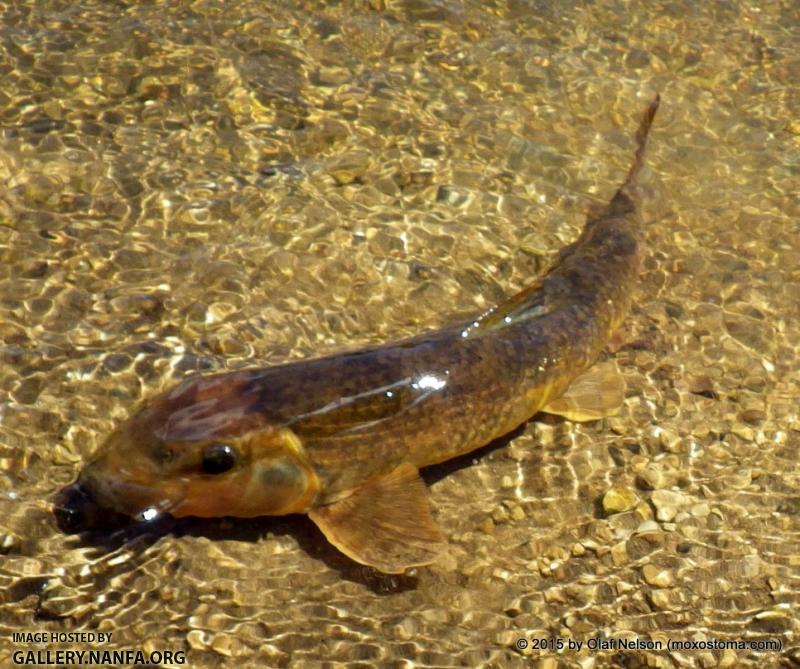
1;1;798;667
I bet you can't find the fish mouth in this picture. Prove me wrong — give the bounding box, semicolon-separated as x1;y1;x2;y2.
91;468;181;517
53;467;184;533
53;482;132;533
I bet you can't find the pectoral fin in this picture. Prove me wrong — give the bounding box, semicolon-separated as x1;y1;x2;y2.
542;360;626;421
308;462;446;574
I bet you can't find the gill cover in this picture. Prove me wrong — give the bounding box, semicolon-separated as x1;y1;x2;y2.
166;427;320;519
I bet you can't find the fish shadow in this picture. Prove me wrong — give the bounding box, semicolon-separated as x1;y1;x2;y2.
54;508;417;594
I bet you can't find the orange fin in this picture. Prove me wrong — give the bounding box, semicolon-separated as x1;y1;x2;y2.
308;463;446;574
542;360;626;421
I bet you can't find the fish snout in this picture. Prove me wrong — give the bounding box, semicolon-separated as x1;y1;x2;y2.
53;452;162;532
52;481;126;533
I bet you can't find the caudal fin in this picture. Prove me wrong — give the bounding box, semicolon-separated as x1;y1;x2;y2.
603;94;659;216
622;94;660;190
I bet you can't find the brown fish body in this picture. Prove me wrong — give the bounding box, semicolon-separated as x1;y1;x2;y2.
58;97;660;573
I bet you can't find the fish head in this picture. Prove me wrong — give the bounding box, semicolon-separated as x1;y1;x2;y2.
56;371;319;528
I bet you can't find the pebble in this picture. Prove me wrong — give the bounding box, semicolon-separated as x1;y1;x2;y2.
637;462;679;490
697;651;716;668
210;633;236;657
647;589;672;610
731;424;755;441
686;374;716;397
607;417;627;434
610;542;629;565
327;150;371;185
659;428;682;452
635;520;660;534
602;486;639;514
651;489;690;522
491;506;510;524
726;468;752;489
740;408;766;424
635;501;654;521
187;629;209;651
754;603;791;620
0;534;17;553
642;564;674;588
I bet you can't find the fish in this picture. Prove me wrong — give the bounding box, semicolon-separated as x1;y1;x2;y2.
54;95;660;574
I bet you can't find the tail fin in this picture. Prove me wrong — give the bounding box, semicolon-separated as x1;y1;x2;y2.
624;94;660;188
605;94;660;215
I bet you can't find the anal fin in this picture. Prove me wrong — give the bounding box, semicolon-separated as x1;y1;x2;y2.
308;463;446;574
542;360;626;421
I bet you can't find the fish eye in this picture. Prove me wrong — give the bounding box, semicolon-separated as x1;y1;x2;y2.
201;443;237;475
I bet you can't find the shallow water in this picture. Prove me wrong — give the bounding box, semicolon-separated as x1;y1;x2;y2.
1;1;798;667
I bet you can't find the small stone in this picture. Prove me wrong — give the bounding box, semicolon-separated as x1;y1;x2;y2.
642;564;675;587
697;651;716;668
543;587;566;603
479;517;495;535
187;630;209;651
603;486;640;514
607;417;627;434
436;185;471;207
635;501;654;521
491;506;510;524
393;616;418;640
460;560;484;577
686;374;717;398
207;301;237;324
647;589;672;610
690;503;711;518
754;603;790;620
651;489;689;522
636;461;679;490
727;468;752;488
731;424;755;441
610;541;629;565
635;520;660;534
740;408;766;424
0;534;17;553
659;428;682;452
210;633;235;657
327;151;371;185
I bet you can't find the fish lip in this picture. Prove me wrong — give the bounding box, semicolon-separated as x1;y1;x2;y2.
53;482;99;533
75;466;182;522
